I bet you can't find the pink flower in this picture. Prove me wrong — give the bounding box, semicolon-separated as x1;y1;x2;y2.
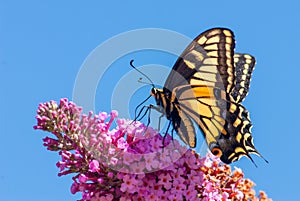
119;197;131;201
189;170;203;185
78;174;88;183
137;187;149;197
144;153;159;171
172;181;186;193
34;98;272;201
147;193;159;201
168;193;183;201
89;160;99;172
184;185;199;201
120;175;139;194
129;161;146;174
158;173;172;190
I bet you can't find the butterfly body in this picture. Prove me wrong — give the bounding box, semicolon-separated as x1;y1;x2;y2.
150;28;264;164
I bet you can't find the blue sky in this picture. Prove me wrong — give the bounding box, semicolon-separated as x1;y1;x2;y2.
1;1;300;200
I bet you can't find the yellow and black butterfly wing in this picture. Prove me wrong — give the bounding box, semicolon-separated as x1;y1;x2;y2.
231;53;256;103
164;28;235;93
163;28;261;163
164;28;234;148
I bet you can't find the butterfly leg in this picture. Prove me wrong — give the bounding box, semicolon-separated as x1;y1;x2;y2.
162;120;172;148
133;95;152;121
145;105;152;128
132;104;159;134
171;128;176;147
158;113;165;131
145;104;165;130
132;105;151;122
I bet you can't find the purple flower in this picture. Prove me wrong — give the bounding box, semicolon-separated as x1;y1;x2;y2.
34;98;272;201
89;160;100;173
120;175;139;194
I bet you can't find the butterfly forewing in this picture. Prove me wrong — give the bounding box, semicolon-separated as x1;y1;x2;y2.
164;28;235;93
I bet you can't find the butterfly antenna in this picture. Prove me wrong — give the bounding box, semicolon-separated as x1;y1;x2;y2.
130;60;156;120
130;60;155;88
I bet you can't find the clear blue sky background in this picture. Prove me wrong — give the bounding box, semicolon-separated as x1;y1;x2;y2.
1;1;299;200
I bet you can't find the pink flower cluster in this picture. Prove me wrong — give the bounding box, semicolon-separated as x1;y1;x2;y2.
34;98;271;201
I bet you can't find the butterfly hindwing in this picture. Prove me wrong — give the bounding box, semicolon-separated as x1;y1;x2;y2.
171;102;196;147
231;53;256;103
171;84;227;147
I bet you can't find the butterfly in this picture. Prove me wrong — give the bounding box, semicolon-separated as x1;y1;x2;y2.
149;28;266;164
